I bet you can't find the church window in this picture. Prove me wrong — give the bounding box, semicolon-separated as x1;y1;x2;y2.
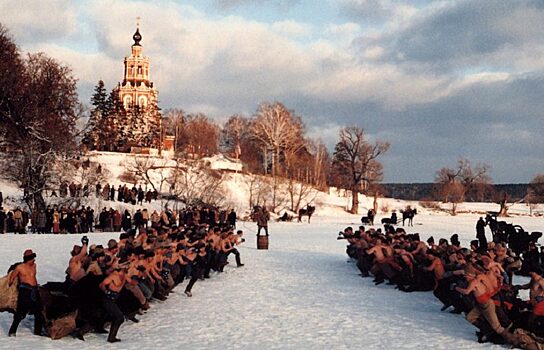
124;95;132;108
139;96;147;107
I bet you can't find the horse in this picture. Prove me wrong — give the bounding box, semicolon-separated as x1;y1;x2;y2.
485;213;508;242
402;208;417;227
298;205;315;223
381;212;398;225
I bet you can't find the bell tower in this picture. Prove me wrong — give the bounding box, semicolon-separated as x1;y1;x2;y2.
117;18;157;110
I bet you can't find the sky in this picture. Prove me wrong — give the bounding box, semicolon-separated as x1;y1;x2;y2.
1;0;543;183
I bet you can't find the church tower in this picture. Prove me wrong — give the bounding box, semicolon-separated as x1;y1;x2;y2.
117;25;157;109
111;22;163;151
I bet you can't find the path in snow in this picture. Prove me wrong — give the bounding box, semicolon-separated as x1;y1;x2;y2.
1;215;539;349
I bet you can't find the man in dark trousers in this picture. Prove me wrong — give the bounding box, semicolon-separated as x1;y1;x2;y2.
367;209;375;225
8;249;44;337
227;209;237;228
256;207;270;236
99;264;127;343
476;217;488;250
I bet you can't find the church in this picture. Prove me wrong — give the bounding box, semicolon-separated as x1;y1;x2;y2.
84;24;175;153
115;26;157;112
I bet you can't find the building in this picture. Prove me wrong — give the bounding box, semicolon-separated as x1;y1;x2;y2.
116;26;157;110
84;24;174;153
113;25;167;152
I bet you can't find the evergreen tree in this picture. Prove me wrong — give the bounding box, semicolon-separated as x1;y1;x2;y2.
105;89;124;151
146;92;162;148
91;80;109;116
83;80;111;150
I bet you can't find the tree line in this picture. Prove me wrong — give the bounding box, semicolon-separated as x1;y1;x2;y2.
434;159;544;216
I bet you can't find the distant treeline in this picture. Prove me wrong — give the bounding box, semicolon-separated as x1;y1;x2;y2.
381;183;529;202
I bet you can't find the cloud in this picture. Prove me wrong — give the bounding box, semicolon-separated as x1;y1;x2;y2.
3;0;544;183
0;0;78;44
336;0;417;24
212;0;299;12
355;0;544;72
271;20;313;39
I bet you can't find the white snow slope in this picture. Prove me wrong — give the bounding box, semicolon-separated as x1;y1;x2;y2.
0;213;542;349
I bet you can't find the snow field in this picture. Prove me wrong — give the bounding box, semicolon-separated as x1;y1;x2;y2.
1;212;541;349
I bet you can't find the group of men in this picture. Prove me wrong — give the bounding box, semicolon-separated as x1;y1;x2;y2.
341;221;544;347
0;206;28;234
95;183;158;205
0;202;239;236
6;222;246;342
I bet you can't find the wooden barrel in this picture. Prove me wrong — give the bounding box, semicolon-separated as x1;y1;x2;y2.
257;235;269;250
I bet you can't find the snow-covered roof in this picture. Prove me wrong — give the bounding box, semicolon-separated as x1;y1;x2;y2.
203;154;243;172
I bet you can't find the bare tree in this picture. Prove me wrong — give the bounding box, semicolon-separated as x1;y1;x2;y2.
123;156;171;193
252;102;304;176
286;177;318;213
221;114;249;159
162;108;185;153
168;162;225;207
525;189;540;216
309;139;330;190
243;174;271;209
0;25;81;210
492;190;513;217
529;174;544;201
330;126;389;214
435;158;491;215
523;174;544;216
176;113;219;159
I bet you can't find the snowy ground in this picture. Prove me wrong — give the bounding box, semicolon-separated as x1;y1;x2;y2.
0;213;542;349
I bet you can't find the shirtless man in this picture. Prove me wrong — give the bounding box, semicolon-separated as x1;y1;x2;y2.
99;265;127;343
225;230;245;267
367;238;398;284
517;271;544;325
527;271;544;306
424;253;445;282
426;252;464;310
456;272;508;340
8;249;44;337
411;237;428;262
367;238;386;264
141;251;167;300
66;236;88;287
